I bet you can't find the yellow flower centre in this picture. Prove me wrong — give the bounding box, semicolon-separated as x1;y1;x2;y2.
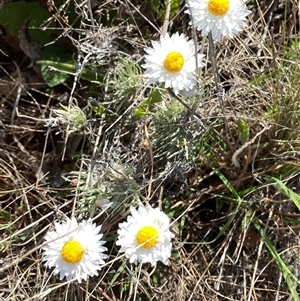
163;52;184;73
136;226;159;249
207;0;229;16
61;240;85;264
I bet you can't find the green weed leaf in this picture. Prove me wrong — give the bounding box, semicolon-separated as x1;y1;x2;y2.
236;119;249;144
134;88;164;119
0;209;12;221
0;1;56;44
39;44;74;87
39;45;104;87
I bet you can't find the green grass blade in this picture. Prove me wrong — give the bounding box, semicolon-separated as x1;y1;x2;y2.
254;220;300;300
195;167;244;244
109;258;128;286
272;177;300;211
212;167;242;201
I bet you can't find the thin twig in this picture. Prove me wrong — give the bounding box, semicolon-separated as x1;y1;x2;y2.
232;124;271;169
144;124;154;201
184;0;204;111
161;0;171;36
208;32;220;94
208;32;232;149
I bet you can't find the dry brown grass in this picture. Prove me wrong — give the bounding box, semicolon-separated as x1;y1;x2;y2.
1;0;300;300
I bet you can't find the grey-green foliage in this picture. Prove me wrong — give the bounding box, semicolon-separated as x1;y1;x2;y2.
151;100;205;162
66;160;140;214
114;56;142;97
105;56;142;111
48;99;86;133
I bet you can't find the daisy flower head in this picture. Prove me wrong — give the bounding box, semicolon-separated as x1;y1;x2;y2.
116;204;174;266
43;217;108;283
142;32;205;95
186;0;251;41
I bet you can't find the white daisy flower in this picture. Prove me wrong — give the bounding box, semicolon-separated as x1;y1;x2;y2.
142;32;205;95
116;204;174;266
43;217;108;283
186;0;251;41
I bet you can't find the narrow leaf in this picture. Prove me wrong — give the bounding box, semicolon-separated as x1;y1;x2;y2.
272;177;300;211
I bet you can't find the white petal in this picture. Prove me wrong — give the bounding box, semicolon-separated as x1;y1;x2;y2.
116;203;174;266
43;217;107;282
186;0;250;41
142;32;205;95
